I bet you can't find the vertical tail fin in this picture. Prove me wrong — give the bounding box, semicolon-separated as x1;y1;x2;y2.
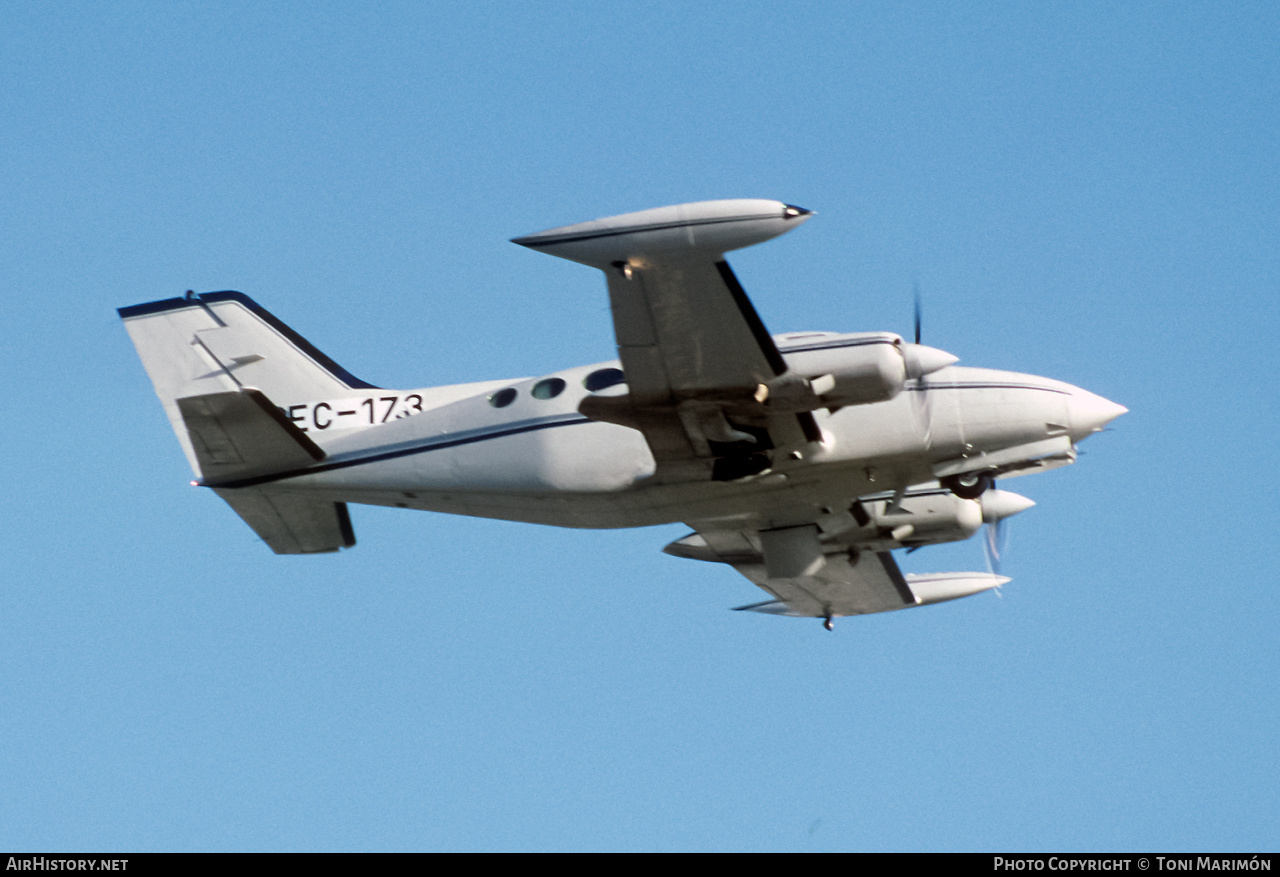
120;291;365;554
118;290;377;475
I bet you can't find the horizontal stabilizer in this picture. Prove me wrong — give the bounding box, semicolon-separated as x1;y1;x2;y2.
178;389;324;485
214;490;355;554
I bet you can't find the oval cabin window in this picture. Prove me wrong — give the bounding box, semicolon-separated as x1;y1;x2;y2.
583;368;626;392
532;377;566;400
489;388;517;408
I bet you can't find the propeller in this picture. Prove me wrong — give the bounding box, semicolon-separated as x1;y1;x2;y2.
909;283;934;449
983;516;1006;598
913;281;923;345
979;486;1035;585
983;490;1007;576
906;285;962;456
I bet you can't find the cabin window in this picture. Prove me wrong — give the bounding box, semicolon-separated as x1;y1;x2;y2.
532;377;566;400
583;367;626;392
489;388;517;408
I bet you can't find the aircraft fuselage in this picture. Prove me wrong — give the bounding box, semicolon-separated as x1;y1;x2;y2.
214;350;1120;532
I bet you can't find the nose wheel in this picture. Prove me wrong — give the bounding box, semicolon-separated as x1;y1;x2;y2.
942;470;993;499
823;614;835;631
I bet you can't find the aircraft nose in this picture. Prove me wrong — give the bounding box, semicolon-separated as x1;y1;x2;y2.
1067;389;1127;440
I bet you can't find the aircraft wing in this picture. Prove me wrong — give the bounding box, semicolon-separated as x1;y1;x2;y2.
665;525;1007;620
513;200;818;478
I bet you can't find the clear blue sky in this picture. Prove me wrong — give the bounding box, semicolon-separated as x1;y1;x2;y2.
3;1;1277;852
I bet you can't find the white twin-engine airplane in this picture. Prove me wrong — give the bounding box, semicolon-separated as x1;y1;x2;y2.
120;199;1125;629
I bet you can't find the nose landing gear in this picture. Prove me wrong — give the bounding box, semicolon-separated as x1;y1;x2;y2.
942;470;993;500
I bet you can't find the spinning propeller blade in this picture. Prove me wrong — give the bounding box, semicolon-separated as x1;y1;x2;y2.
978;484;1034;590
910;284;934;449
913;282;923;345
983;515;1006;577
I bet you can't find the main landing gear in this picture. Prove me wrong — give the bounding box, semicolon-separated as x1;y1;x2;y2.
823;614;835;632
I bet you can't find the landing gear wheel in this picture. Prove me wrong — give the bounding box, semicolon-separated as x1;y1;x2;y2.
942;470;992;499
823;614;835;632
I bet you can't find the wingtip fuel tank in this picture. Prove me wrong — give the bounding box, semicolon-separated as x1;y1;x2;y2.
511;198;814;268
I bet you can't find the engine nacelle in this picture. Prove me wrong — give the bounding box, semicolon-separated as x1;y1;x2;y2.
661;488;1033;562
850;490;984;549
842;488;1033;551
804;333;906;407
773;333;958;410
